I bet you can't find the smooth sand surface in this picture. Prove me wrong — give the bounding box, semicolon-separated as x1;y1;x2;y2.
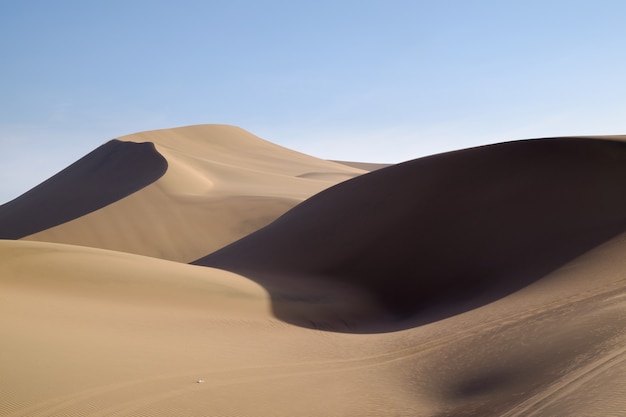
0;140;167;239
331;160;392;171
10;125;365;262
2;129;626;416
197;137;626;330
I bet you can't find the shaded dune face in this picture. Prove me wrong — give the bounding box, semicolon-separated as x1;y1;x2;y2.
15;125;367;262
0;140;167;239
196;138;626;331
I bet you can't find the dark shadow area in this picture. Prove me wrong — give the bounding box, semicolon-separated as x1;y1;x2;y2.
194;138;626;333
450;369;515;398
0;140;167;239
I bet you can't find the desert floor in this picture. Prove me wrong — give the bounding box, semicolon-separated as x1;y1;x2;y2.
1;125;625;416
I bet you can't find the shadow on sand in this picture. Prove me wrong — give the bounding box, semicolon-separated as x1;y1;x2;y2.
195;138;626;333
0;140;167;239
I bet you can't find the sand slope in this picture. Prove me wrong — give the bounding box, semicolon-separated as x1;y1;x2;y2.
0;140;167;239
9;125;365;262
197;137;626;330
2;233;625;416
0;240;427;416
2;130;626;416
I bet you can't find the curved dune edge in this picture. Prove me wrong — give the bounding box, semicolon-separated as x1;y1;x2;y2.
20;125;366;262
196;137;626;332
2;132;626;416
0;140;167;239
2;235;626;416
331;160;393;171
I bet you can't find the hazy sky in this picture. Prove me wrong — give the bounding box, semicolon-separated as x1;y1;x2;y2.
2;0;626;203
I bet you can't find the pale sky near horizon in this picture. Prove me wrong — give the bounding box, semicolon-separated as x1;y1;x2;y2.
2;0;626;203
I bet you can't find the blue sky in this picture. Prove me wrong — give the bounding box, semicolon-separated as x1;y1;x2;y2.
2;0;626;203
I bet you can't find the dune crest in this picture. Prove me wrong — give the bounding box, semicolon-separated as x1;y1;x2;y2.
2;128;626;416
0;140;167;239
196;137;626;331
16;125;366;262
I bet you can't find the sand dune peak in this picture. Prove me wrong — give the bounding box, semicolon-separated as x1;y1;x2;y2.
2;129;626;416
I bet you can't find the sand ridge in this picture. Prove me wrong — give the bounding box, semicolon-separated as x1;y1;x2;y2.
2;128;626;416
0;140;167;239
2;234;625;416
14;125;366;262
196;137;626;331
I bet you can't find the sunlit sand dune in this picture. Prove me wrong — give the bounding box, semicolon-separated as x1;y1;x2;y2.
2;237;625;416
0;125;365;262
2;129;626;416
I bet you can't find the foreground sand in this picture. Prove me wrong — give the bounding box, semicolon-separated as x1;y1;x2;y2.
2;236;625;416
1;128;626;416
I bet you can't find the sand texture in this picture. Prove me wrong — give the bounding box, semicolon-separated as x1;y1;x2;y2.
2;127;626;416
2;125;365;262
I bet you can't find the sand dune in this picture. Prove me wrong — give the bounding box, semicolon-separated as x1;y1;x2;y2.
0;140;167;239
2;129;626;416
331;160;392;171
3;125;365;262
196;137;626;330
2;236;625;416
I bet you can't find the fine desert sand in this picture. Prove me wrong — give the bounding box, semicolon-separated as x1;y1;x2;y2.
1;125;625;416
